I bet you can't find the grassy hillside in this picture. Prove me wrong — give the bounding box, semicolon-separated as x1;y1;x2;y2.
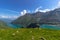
0;28;60;40
0;20;10;29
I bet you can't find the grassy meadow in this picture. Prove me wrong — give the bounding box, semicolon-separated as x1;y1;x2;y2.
0;28;60;40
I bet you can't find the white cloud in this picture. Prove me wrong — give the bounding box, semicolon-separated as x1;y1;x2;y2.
55;1;60;8
34;1;60;13
20;10;31;16
11;16;18;19
0;15;18;19
0;16;9;18
35;7;51;12
35;6;42;12
20;1;60;14
20;10;27;16
38;9;50;12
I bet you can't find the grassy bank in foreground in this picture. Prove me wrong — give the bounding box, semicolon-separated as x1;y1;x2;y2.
0;28;60;40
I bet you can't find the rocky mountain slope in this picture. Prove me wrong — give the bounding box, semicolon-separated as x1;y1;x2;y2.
12;8;60;27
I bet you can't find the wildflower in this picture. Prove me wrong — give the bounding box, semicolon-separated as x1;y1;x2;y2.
16;30;19;33
30;31;32;33
12;33;15;36
32;36;34;40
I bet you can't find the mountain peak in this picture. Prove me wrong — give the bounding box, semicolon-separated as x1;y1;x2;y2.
12;8;60;28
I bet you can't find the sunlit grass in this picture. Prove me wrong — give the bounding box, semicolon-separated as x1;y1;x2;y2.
0;28;60;40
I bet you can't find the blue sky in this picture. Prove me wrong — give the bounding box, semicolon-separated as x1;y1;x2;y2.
0;0;60;19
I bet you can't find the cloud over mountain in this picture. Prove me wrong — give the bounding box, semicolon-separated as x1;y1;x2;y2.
20;10;27;16
34;1;60;13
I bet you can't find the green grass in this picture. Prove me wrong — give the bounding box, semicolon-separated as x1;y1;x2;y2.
0;20;10;29
0;28;60;40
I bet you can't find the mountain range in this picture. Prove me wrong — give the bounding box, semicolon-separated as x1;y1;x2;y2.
11;8;60;27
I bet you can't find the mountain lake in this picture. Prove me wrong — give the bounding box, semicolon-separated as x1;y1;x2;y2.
7;23;60;30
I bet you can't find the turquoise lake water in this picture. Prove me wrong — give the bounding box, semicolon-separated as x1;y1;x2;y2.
7;24;22;28
7;24;60;30
40;24;60;30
